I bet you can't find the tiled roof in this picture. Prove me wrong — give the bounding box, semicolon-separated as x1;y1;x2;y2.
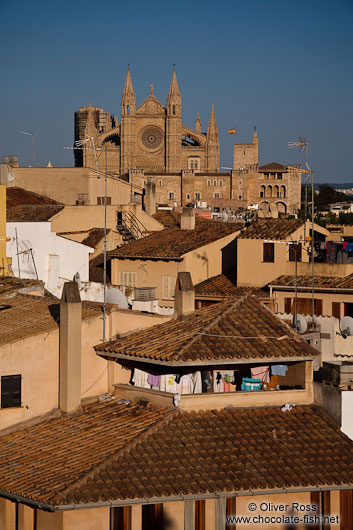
81;228;109;248
195;273;268;298
109;222;241;260
270;273;353;290
0;276;44;296
6;205;64;222
238;218;303;240
1;403;353;507
96;296;319;365
0;400;173;505
258;162;287;171
0;293;105;346
6;187;61;208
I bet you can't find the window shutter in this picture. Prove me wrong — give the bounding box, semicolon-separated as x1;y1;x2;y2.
332;302;341;319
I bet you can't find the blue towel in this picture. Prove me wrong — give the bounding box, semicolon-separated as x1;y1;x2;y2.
271;365;288;377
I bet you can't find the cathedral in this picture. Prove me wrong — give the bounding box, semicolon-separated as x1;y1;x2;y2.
74;70;219;175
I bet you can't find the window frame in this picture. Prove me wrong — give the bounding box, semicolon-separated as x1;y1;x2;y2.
263;242;274;263
1;374;22;409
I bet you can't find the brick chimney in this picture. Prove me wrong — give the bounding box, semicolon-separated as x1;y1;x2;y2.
173;272;195;319
145;177;156;216
59;282;82;414
180;208;195;230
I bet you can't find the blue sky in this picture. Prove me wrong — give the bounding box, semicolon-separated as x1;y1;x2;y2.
0;0;352;182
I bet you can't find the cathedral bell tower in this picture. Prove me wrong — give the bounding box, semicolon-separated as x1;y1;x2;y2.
120;69;136;173
166;69;182;172
206;104;219;172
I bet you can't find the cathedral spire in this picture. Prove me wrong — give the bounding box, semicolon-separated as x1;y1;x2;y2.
85;104;97;140
207;104;218;138
167;69;181;116
195;113;201;133
168;69;180;97
121;68;136;116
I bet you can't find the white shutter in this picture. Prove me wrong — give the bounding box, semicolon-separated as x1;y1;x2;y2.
162;276;176;300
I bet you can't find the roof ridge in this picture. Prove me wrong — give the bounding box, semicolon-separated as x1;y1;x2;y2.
53;404;178;504
177;297;245;360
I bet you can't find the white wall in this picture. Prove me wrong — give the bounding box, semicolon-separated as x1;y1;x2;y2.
341;391;353;441
6;222;93;298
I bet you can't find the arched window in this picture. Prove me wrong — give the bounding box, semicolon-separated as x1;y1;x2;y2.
267;185;273;198
195;192;201;200
274;185;280;198
219;180;223;187
186;193;191;200
172;105;176;115
213;180;217;186
259;185;265;198
158;179;163;187
207;180;211;186
188;157;200;170
213;192;220;199
127;105;130;115
281;185;286;198
169;192;175;200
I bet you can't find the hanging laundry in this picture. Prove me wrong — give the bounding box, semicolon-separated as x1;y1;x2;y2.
214;371;223;393
190;372;202;394
271;365;288;377
251;366;270;383
346;242;353;253
320;241;326;250
160;374;180;393
132;368;150;389
180;374;191;394
326;241;338;264
147;373;161;388
343;242;348;251
201;371;212;392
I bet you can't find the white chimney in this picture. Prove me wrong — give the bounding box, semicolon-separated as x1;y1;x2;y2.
173;272;195;319
180;208;195;230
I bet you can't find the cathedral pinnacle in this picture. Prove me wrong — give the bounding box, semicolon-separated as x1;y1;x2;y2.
207;104;218;137
123;69;135;96
168;69;180;96
195;112;202;133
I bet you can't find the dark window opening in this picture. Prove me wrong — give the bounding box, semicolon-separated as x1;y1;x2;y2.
195;500;205;530
172;105;176;115
110;506;131;530
332;302;341;319
1;374;21;408
289;243;302;262
127;105;130;115
97;196;111;205
263;242;274;263
344;303;353;317
142;504;163;530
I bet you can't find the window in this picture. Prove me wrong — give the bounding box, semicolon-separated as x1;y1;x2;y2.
263;243;274;263
195;500;205;530
119;272;136;295
281;185;286;198
288;243;302;262
194;192;201;200
332;302;341;319
168;192;175;200
238;195;242;200
172;105;176;115
207;180;211;186
142;504;163;530
1;375;21;408
213;180;217;186
186;193;191;200
219;180;223;187
284;298;292;314
188;158;200;170
110;506;131;530
286;298;323;316
143;180;147;186
162;276;176;300
213;192;220;199
97;196;111;205
158;179;163;187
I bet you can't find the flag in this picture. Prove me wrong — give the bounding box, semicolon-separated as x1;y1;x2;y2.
228;129;236;134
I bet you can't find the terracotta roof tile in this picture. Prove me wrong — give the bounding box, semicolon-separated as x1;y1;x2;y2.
270;273;353;290
96;296;319;365
81;228;109;248
0;276;44;296
1;404;353;507
195;273;268;298
109;222;241;260
0;293;105;345
7;205;64;222
258;162;287;171
6;187;61;208
238;218;303;240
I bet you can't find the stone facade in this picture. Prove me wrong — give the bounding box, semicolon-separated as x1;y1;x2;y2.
75;70;219;176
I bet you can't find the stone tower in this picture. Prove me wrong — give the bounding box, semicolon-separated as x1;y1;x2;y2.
120;69;136;173
166;70;182;172
206;105;219;172
233;127;259;170
83;105;98;169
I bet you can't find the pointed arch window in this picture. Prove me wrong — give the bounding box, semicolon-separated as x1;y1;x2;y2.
172;105;176;115
127;105;130;115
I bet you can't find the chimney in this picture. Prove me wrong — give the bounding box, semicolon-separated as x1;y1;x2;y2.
59;282;82;414
145;177;156;216
180;208;195;230
173;272;195;319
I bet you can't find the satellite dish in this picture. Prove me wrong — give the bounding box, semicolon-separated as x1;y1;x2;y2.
293;314;308;334
7;171;15;182
339;316;353;339
106;287;128;309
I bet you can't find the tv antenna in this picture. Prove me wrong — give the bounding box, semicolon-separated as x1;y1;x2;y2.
20;131;36;166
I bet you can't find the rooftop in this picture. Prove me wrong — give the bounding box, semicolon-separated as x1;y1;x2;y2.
258;162;287;172
0;293;106;346
7;205;65;222
109;221;241;260
270;273;353;290
6;187;61;209
0;401;352;508
195;273;268;299
238;218;303;240
96;296;319;365
0;276;44;297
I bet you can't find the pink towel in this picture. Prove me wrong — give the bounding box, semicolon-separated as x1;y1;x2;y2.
251;366;270;383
